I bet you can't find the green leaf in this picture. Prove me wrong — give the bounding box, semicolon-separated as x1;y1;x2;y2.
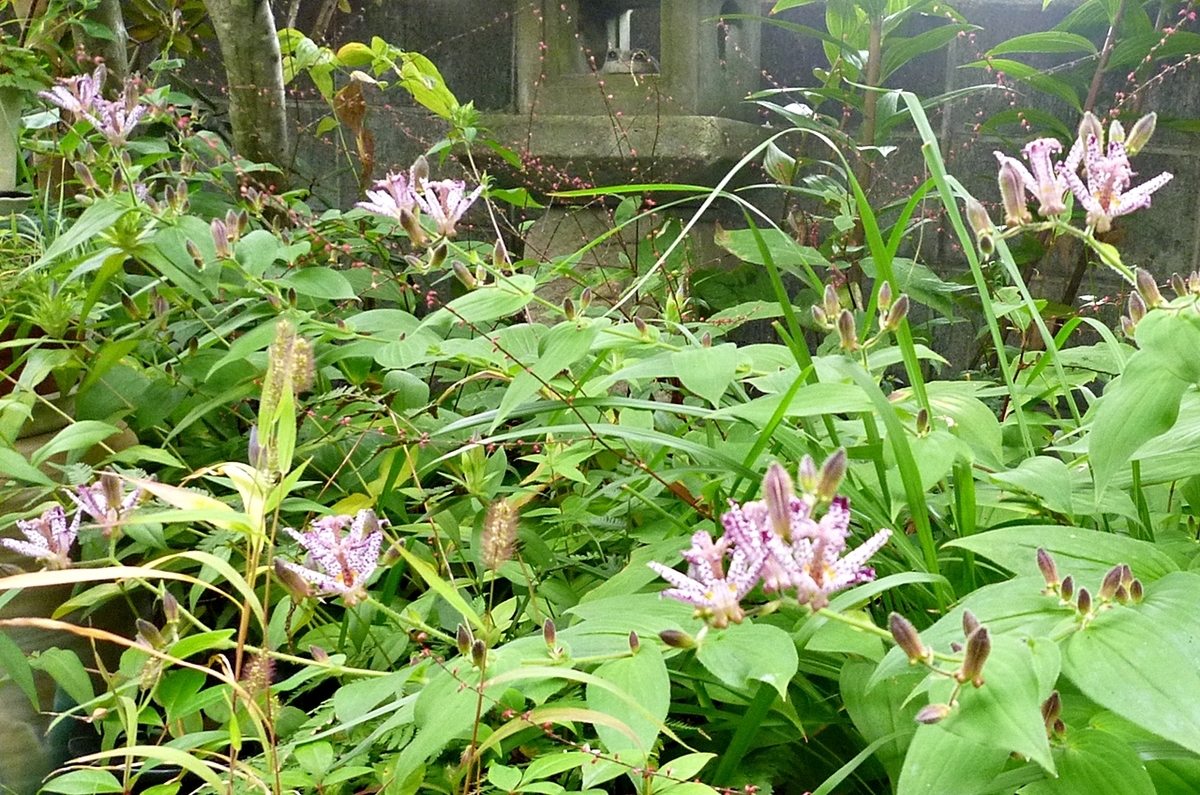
1062;605;1200;757
31;420;121;466
587;644;670;754
42;769;124;794
989;456;1076;517
896;722;1010;795
1137;572;1200;667
961;58;1082;110
30;647;93;707
492;320;599;428
987;31;1098;57
30;198;128;271
673;343;740;407
696;621;798;698
235;229;283;276
946;525;1179;584
0;630;39;708
279;267;357;300
0;448;54;486
841;661;922;782
421;274;536;329
1020;729;1155;795
928;636;1056;773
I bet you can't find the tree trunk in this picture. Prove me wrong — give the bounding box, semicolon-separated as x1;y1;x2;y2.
201;0;291;176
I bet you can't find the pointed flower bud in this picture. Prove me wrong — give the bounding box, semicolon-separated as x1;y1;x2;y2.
470;638;487;669
878;281;893;312
492;236;509;270
1041;690;1062;730
1036;548;1059;590
798;455;819;496
958;626;990;687
1125;112;1156;156
889;612;930;664
823;283;841;319
562;296;576;320
659;629;696;649
701;332;711;347
629;631;639;652
74;162;99;191
311;646;330;663
579;288;592;312
1076;586;1092;616
998;158;1032;227
1108;118;1126;146
456;624;473;656
816;448;848;501
915;703;953;724
211;218;232;259
916;408;929;436
429;244;448;272
1127;291;1147;326
763;462;795;540
452;259;475;288
1172;272;1188;298
543;619;557;648
1114;583;1130;604
962;609;980;638
136;619;166;650
812;304;829;328
1059;574;1074;603
1136;269;1164;308
399;208;427;247
883;294;909;332
274;558;315;601
965;195;993;240
410;155;430;184
837;309;858;351
1129;578;1144;603
1078;112;1104;150
162;592;179;626
1098;565;1123;601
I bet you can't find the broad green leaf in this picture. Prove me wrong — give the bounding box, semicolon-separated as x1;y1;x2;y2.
42;769;124;794
235;229;283;276
896;721;1010;795
673;343;740;407
962;58;1082;110
395;545;484;632
1062;605;1200;756
0;630;38;708
928;636;1056;773
1020;729;1155;795
946;525;1179;584
421;274;536;329
30;198;128;271
279;267;357;300
30;647;93;707
841;661;922;782
492;320;599;428
1137;571;1200;667
587;644;670;754
696;621;798;698
989;456;1077;517
31;420;121;466
987;31;1098;57
72;745;224;790
0;448;54;486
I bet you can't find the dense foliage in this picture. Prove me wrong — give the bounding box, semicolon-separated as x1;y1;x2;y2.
2;1;1200;795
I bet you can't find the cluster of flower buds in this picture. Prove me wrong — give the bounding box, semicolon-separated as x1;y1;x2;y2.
892;608;992;725
1121;269;1166;337
1038;548;1142;627
208;209;251;260
811;282;909;354
1041;690;1065;738
648;452;891;627
986;111;1170;238
356;156;484;270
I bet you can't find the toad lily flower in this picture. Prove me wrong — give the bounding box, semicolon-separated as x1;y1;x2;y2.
68;472;144;538
276;509;385;606
648;456;892;624
413;178;484;238
1;506;80;569
994;137;1068;222
1058;121;1172;234
39;65;147;147
357;170;419;222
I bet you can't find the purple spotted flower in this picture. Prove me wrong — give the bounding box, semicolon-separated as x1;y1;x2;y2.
39;65;106;120
1058;123;1172;234
993;138;1068;221
276;509;386;606
412;178;483;238
39;65;147;146
357;170;418;222
68;472;143;538
649;456;892;624
1;505;79;570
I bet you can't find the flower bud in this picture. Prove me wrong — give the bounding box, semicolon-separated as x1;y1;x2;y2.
878;281;893;312
452;259;474;288
965;195;992;238
916;408;929;436
837;309;858;351
1120;564;1133;588
162;592;179;626
1136;269;1164;308
274;558;315;601
410;155;430;184
811;304;829;328
1172;272;1188;298
915;703;953;724
311;645;329;663
1108;118;1126;146
629;631;639;652
634;316;648;337
74;162;99;191
958;626;990;687
211;218;232;259
1127;291;1147;326
1060;575;1074;602
399;208;427;247
1098;565;1122;601
659;629;696;649
543;619;556;648
136;619;166;650
1125;112;1157;156
1078;112;1103;149
1129;578;1144;603
429;244;448;272
1041;690;1062;729
456;624;473;656
889;612;930;664
579;288;592;312
701;332;711;347
763;462;795;540
998;158;1032;227
962;609;980;638
1036;547;1059;589
823;283;841;318
816;449;848;500
562;297;576;320
471;638;487;668
492;236;510;270
798;455;819;496
1076;586;1092;616
883;294;909;332
1114;583;1129;604
1120;315;1136;339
